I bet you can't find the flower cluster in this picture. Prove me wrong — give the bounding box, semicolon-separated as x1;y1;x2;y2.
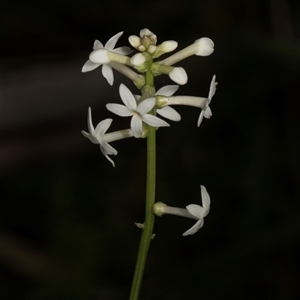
81;29;217;167
81;28;216;236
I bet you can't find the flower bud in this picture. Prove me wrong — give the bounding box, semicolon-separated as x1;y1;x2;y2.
194;38;214;56
152;202;168;217
89;49;110;64
128;35;141;49
169;67;188;85
130;53;146;66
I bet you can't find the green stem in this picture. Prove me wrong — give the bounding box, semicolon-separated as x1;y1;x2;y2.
129;69;156;300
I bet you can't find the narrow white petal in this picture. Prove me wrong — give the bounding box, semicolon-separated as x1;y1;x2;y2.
209;75;217;99
81;130;90;138
113;46;133;55
87;107;94;133
102;64;114;86
142;114;170;127
93;40;103;50
130;114;143;138
119;84;137;111
94;118;113;138
200;185;211;216
81;130;98;144
186;204;206;219
157;106;181;121
182;219;204;236
136;98;155;115
204;107;212;119
106;103;133;117
156;85;179;96
105;31;123;50
81;60;101;72
100;145;116;167
100;140;118;155
197;110;204;127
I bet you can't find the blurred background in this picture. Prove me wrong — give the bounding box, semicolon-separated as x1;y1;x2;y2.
1;0;299;299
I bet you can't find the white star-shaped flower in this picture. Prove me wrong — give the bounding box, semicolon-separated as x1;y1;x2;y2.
133;85;181;121
81;31;132;86
155;85;181;121
197;75;218;127
106;84;170;138
81;107;117;167
183;185;211;236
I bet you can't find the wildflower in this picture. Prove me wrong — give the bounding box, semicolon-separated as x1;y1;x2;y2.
155;85;181;121
81;107;134;167
159;37;214;66
197;75;217;127
106;84;169;138
82;31;132;86
152;185;211;236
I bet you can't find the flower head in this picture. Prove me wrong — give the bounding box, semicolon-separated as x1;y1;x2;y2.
197;75;218;127
81;107;118;166
82;32;132;86
106;84;170;138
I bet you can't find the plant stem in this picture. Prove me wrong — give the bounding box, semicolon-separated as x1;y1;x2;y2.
129;126;156;300
129;69;156;300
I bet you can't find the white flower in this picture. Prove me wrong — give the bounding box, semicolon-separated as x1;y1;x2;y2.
106;84;169;138
183;185;211;236
159;37;214;66
155;85;181;121
81;107;118;166
197;75;218;127
152;185;211;236
81;31;132;86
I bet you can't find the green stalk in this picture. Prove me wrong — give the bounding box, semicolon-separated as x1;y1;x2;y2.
129;68;156;300
129;125;156;300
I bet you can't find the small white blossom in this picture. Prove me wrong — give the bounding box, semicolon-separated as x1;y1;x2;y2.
81;107;118;166
134;86;181;122
159;37;214;66
82;31;132;86
155;85;181;121
106;84;170;138
183;185;211;236
152;185;211;236
197;75;218;127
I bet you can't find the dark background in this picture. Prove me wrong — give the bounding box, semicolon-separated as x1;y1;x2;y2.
1;0;299;299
